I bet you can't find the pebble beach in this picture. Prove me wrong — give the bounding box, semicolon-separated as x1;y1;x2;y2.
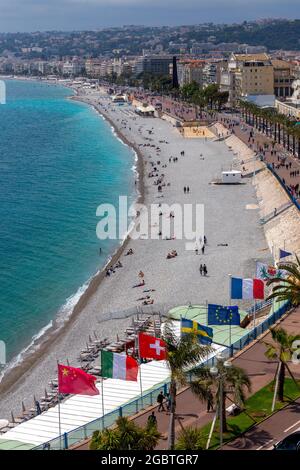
0;87;271;419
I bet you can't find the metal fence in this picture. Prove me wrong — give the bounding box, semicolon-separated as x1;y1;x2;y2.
34;298;290;450
267;163;300;213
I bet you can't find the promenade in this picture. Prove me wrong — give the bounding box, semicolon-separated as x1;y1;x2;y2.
216;113;300;201
74;306;300;450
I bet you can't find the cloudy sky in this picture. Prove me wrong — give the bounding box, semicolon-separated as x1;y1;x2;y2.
0;0;299;32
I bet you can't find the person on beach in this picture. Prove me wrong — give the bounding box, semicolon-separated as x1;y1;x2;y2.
203;264;208;276
157;391;165;412
133;279;145;288
199;264;203;276
201;245;205;255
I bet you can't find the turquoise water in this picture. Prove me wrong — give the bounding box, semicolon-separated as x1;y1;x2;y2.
0;80;136;361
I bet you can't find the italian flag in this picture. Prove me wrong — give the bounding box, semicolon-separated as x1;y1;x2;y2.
101;350;138;381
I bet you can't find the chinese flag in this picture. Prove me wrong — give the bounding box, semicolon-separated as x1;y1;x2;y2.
58;364;99;396
138;333;167;360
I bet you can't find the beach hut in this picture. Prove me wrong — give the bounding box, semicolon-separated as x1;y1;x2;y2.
221;170;242;184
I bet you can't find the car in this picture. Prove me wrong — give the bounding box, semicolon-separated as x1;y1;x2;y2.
273;431;300;451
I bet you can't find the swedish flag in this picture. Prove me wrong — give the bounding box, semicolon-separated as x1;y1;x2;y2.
208;304;240;326
181;318;213;345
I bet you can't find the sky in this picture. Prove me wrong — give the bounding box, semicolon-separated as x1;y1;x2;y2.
0;0;299;32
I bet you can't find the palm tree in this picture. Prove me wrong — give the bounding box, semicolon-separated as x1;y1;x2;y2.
175;426;204;450
90;416;161;450
190;359;251;433
162;321;212;450
264;327;300;403
267;255;300;306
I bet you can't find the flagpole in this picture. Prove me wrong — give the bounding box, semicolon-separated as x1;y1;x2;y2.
135;324;144;409
57;362;62;450
100;351;105;430
228;274;232;353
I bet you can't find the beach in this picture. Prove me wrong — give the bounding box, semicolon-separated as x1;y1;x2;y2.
0;87;270;420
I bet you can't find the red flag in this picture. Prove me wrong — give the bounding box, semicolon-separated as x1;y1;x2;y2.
58;364;99;396
138;333;167;360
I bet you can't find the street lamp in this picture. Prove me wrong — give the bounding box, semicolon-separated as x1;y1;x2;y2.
210;354;232;448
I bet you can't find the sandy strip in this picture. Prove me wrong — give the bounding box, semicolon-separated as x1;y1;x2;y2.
0;88;270;420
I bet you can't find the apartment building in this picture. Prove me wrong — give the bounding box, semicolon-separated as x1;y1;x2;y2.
272;59;295;98
134;55;173;76
176;60;205;86
220;53;274;105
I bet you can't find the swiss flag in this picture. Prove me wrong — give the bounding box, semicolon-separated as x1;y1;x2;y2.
138;333;167;360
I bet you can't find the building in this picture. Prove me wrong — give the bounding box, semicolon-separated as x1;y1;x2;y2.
220;53;274;105
271;59;295;98
175;60;205;87
202;60;227;86
62;59;84;76
275;99;300;119
134;55;173;76
85;59;102;77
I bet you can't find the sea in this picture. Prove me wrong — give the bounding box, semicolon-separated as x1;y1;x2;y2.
0;79;136;367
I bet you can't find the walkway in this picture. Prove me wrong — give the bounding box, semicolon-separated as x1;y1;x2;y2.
218;113;300;201
74;306;300;450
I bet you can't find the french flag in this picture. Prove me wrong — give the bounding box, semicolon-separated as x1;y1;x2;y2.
231;277;264;300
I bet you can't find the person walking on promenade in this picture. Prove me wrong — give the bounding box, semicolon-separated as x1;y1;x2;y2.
203;264;208;276
157;391;165;412
166;393;172;412
201;244;205;255
204;235;207;245
199;264;203;276
184;186;186;193
206;392;214;413
148;411;157;427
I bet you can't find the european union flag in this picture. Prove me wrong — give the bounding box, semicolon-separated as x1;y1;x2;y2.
181;318;213;345
208;304;240;326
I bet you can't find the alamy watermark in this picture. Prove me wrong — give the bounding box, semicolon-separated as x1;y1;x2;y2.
96;196;204;250
0;80;6;105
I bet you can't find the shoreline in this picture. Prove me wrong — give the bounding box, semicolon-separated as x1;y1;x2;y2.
0;83;279;420
0;82;144;399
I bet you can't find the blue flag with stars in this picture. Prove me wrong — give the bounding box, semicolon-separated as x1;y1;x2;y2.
208;304;240;326
181;318;213;345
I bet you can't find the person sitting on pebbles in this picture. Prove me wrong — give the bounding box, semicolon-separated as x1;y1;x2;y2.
167;250;177;259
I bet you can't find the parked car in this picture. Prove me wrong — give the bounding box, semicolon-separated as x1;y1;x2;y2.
273;431;300;451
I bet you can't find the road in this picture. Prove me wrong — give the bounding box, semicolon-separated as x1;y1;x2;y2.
222;398;300;450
